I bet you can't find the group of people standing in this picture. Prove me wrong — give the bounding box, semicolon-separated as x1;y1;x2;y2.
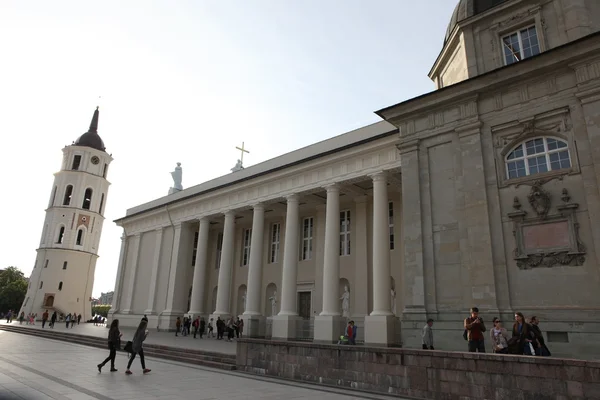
420;307;551;357
175;315;243;342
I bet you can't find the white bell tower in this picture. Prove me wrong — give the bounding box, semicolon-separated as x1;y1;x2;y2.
21;107;113;321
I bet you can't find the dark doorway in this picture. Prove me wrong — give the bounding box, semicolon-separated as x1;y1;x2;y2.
297;291;311;319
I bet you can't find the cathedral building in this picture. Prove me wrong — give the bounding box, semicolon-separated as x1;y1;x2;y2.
21;108;112;321
110;0;600;358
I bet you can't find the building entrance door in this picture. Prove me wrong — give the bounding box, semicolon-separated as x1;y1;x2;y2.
298;291;311;319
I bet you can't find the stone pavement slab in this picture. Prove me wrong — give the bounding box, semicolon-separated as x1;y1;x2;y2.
0;331;407;400
0;321;235;355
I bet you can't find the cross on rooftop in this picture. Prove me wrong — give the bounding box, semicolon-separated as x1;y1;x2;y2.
236;142;250;165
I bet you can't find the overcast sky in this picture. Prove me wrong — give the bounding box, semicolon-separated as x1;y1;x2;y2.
0;0;457;297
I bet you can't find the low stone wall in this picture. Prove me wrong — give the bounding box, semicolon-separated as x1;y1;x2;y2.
236;339;600;399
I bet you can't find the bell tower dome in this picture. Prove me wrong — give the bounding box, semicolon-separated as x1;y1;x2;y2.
20;107;113;321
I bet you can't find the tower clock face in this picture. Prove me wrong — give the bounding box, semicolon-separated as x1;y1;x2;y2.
91;156;100;165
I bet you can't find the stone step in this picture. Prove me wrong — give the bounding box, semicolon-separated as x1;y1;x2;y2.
0;325;236;370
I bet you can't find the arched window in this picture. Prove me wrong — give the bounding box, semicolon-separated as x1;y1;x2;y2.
49;186;57;208
82;188;93;210
76;229;84;246
506;137;571;179
57;226;65;244
99;193;105;214
58;282;63;291
63;185;73;206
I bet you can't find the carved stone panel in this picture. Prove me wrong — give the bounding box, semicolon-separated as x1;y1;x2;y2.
508;188;586;270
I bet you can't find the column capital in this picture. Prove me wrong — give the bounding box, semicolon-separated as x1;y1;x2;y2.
368;170;388;182
285;194;300;202
323;183;340;192
155;227;164;233
196;216;210;223
252;203;265;211
223;210;236;218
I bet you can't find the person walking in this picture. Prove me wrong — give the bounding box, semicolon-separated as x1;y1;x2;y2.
125;319;151;375
97;319;122;373
422;319;434;350
42;310;49;328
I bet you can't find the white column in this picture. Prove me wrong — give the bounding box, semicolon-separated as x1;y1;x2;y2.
163;223;183;315
188;218;210;315
371;172;393;316
365;171;395;345
213;211;235;316
243;204;266;337
272;194;301;339
145;227;164;314
314;184;345;342
279;195;300;315
122;233;141;314
109;232;128;315
321;184;341;316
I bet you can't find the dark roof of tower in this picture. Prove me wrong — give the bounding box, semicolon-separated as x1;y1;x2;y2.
444;0;509;44
73;107;106;152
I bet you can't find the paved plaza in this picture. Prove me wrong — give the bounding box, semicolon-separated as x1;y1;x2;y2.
0;331;405;400
0;320;236;355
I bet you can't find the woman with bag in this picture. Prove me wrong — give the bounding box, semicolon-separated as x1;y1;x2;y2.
489;317;509;354
125;319;151;375
510;312;537;355
97;319;122;372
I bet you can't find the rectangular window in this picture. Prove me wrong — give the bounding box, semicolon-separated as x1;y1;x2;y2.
502;25;540;65
44;260;49;268
270;223;281;263
241;228;252;267
103;163;108;178
63;261;67;270
389;201;395;250
191;231;199;266
72;155;81;170
339;210;351;256
301;217;314;261
215;232;223;269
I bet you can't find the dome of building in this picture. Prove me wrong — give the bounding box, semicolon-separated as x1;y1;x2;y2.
74;107;106;152
444;0;508;44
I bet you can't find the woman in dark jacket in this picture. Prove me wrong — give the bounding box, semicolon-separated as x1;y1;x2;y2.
510;312;536;355
126;319;151;375
97;319;122;372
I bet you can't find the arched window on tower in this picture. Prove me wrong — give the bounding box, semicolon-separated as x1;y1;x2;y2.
76;229;84;246
58;282;63;291
99;193;105;214
63;185;73;206
49;186;57;208
57;226;65;244
39;281;43;289
82;188;93;210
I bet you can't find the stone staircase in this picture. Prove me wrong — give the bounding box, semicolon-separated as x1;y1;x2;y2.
0;325;236;370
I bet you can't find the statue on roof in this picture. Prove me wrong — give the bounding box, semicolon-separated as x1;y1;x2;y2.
168;162;183;195
231;159;244;173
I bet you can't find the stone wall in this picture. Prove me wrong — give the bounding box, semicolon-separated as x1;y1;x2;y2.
237;339;600;399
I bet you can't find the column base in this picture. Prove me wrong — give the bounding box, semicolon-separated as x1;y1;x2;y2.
364;314;397;346
271;315;301;340
242;315;266;338
313;315;346;343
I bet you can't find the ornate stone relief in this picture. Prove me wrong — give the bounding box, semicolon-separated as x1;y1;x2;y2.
508;184;586;270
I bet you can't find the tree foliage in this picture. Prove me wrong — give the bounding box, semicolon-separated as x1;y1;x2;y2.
0;267;28;314
92;305;111;317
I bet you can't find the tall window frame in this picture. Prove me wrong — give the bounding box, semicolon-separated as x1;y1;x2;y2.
389;201;395;250
339;210;351;256
72;155;82;170
241;228;252;267
76;228;84;246
270;223;281;263
505;136;571;180
301;217;314;261
215;232;224;269
82;188;93;210
191;231;199;266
